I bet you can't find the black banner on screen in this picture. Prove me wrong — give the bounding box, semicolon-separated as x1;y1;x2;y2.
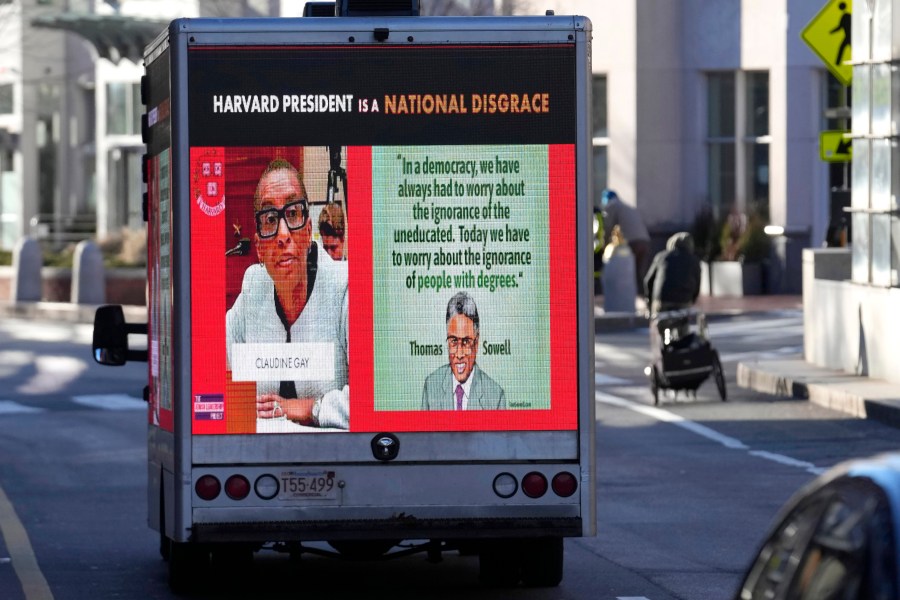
188;45;576;146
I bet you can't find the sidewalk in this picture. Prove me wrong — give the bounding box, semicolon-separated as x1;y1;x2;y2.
3;295;900;429
594;293;803;333
596;293;900;430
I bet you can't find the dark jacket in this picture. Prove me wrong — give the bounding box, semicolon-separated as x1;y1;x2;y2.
644;232;701;310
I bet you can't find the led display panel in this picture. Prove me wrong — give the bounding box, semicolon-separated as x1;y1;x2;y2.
188;44;578;434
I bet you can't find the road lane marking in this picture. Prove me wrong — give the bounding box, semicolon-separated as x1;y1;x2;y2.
17;356;88;395
618;597;651;600
0;401;44;415
71;394;145;410
0;483;53;599
595;373;633;386
749;450;822;474
597;391;826;475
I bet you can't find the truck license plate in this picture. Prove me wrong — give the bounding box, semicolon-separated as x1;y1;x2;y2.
278;470;337;500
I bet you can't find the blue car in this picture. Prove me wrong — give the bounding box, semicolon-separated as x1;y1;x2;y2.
736;453;899;599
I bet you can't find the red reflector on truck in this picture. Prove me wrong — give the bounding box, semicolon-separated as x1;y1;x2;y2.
551;472;578;497
522;472;548;498
195;475;221;501
225;475;251;500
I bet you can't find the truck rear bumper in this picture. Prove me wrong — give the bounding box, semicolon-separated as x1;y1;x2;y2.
191;516;583;543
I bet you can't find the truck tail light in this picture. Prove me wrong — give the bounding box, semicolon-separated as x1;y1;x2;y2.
255;475;279;500
522;472;547;498
225;475;251;500
492;472;518;498
551;472;578;497
195;475;221;501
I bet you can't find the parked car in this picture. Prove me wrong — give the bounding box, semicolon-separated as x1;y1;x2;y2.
735;453;899;599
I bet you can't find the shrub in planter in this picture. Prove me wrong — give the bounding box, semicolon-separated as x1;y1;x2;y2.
710;209;772;296
719;209;771;264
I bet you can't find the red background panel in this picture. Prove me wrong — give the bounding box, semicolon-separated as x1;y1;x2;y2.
192;144;579;434
190;146;226;434
349;144;578;432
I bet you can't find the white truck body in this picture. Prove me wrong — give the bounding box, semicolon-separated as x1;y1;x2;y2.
105;12;596;589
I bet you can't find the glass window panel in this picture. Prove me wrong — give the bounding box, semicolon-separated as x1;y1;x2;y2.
746;71;769;137
83;155;95;212
0;84;12;114
871;138;891;211
824;73;851;131
893;67;900;138
106;83;127;135
708;142;735;218
893;141;900;212
851;213;869;283
852;65;870;136
852;0;871;63
592;75;607;138
871;64;891;137
592;146;607;210
892;216;900;287
872;214;891;286
708;73;735;137
747;142;769;215
131;83;142;135
873;0;892;61
851;140;869;209
127;151;143;228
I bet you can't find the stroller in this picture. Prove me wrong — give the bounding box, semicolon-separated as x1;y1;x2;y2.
645;309;726;405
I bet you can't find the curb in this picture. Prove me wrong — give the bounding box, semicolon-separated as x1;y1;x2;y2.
737;358;900;429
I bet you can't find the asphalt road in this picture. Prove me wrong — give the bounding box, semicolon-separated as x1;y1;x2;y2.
0;310;898;599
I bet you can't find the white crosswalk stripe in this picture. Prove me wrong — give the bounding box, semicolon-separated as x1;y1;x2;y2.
0;400;44;415
0;395;145;415
71;394;145;410
595;373;633;386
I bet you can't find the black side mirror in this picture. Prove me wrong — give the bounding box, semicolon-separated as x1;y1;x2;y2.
93;305;148;365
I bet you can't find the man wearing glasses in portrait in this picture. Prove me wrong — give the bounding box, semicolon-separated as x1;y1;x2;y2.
226;157;349;430
421;291;506;411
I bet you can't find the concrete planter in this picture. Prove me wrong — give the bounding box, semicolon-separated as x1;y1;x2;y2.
709;261;763;297
0;266;146;305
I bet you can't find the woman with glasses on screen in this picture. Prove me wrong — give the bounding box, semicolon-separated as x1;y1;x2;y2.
226;158;349;430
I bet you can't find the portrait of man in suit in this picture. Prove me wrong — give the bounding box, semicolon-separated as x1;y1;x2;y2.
421;291;506;410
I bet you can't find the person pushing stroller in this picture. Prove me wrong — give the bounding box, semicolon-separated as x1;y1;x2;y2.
642;232;726;404
643;232;701;316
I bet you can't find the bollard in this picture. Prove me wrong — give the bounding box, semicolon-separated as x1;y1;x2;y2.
601;245;637;313
11;237;42;302
72;240;106;304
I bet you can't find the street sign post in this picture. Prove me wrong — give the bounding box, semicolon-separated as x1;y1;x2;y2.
801;0;852;86
820;130;852;162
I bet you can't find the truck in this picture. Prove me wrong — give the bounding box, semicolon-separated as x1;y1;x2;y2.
93;3;595;592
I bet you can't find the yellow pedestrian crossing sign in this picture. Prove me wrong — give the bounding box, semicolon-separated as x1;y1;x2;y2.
801;0;852;86
820;130;852;162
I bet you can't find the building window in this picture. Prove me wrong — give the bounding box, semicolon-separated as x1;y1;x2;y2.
0;84;12;114
707;72;735;219
706;71;770;219
106;82;141;135
849;14;898;287
744;71;770;216
592;74;608;209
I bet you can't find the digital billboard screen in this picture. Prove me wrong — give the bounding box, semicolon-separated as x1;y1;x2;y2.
188;44;578;434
